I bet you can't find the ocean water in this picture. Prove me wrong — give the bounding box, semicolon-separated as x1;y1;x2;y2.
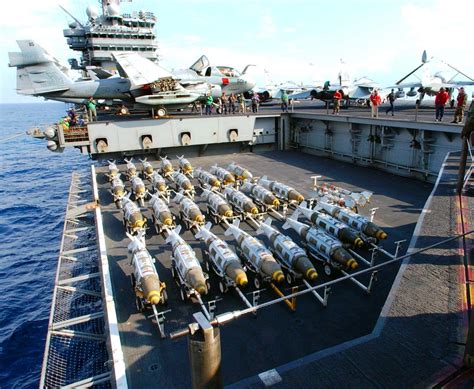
0;103;91;388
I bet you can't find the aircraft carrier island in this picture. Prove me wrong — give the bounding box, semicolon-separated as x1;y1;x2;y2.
35;108;474;388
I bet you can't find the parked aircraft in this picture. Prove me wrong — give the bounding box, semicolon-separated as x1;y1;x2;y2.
8;40;207;115
387;50;474;105
287;60;380;106
172;55;256;96
8;40;131;104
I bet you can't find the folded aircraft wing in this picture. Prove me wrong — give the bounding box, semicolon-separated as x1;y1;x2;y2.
287;89;314;100
386;82;422;89
113;53;174;87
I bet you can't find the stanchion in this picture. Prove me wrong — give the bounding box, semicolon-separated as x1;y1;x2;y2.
188;312;223;389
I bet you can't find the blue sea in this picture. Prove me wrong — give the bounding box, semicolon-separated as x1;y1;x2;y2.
0;103;91;388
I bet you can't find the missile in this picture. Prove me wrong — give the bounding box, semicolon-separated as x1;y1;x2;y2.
223;186;258;215
172;171;194;192
258;176;304;203
296;202;364;248
227;162;253;180
127;231;166;305
282;215;358;270
106;160;119;181
201;188;233;218
139;158;154;180
124;158;138;179
224;220;284;283
173;192;205;224
110;173;126;208
177;155;193;176
149;193;173;229
257;218;317;281
150;171;167;193
122;197;147;233
160;156;174;178
166;226;208;295
195;222;248;286
195;168;221;189
318;201;387;240
210;164;235;185
241;181;280;207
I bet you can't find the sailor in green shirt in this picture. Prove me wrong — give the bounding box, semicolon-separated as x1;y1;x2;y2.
87;97;97;122
205;94;213;115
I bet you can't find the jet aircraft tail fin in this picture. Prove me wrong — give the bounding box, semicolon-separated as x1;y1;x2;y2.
8;40;73;95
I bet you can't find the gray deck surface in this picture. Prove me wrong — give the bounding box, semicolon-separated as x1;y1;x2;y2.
234;153;470;388
95;150;432;387
97;100;466;127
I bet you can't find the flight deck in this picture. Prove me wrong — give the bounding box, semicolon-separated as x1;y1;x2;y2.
94;150;432;387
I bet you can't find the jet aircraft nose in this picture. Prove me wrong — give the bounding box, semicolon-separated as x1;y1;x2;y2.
241;74;256;91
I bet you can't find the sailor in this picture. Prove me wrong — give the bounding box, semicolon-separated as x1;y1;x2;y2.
67;108;77;126
221;93;228;114
434;87;449;122
228;93;237;114
59;116;71;131
332;89;342;115
370;90;382;118
281;90;289;112
251;92;260;113
452;87;469;124
87;97;97;122
205;94;213;115
385;89;396;116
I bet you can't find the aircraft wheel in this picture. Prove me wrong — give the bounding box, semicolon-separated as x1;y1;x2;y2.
180;286;187;302
219;280;228;294
254;275;261;289
286;272;293;285
157;107;167;117
324;264;332;276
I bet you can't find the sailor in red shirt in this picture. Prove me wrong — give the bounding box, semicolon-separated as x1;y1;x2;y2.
434;87;449;122
370;90;382;118
333;89;342;114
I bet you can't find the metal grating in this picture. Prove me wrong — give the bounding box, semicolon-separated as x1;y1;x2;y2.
40;172;112;388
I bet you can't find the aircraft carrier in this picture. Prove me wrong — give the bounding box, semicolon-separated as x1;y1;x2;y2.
13;1;474;387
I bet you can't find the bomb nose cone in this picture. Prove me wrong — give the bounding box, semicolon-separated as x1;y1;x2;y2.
272;198;280;207
296;194;304;203
195;214;205;223
347;258;359;269
272;270;284;283
306;268;318;281
145;166;153;174
224;209;233;217
158;184;166;191
147;290;161;305
195;283;208;295
354;237;364;248
235;271;248;287
251;207;258;215
164;217;173;226
377;230;387;240
213;179;221;187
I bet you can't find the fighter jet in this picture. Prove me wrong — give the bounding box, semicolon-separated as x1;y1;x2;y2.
173;55;256;96
8;40;131;104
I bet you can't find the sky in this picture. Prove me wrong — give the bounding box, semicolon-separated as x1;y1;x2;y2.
1;0;473;103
